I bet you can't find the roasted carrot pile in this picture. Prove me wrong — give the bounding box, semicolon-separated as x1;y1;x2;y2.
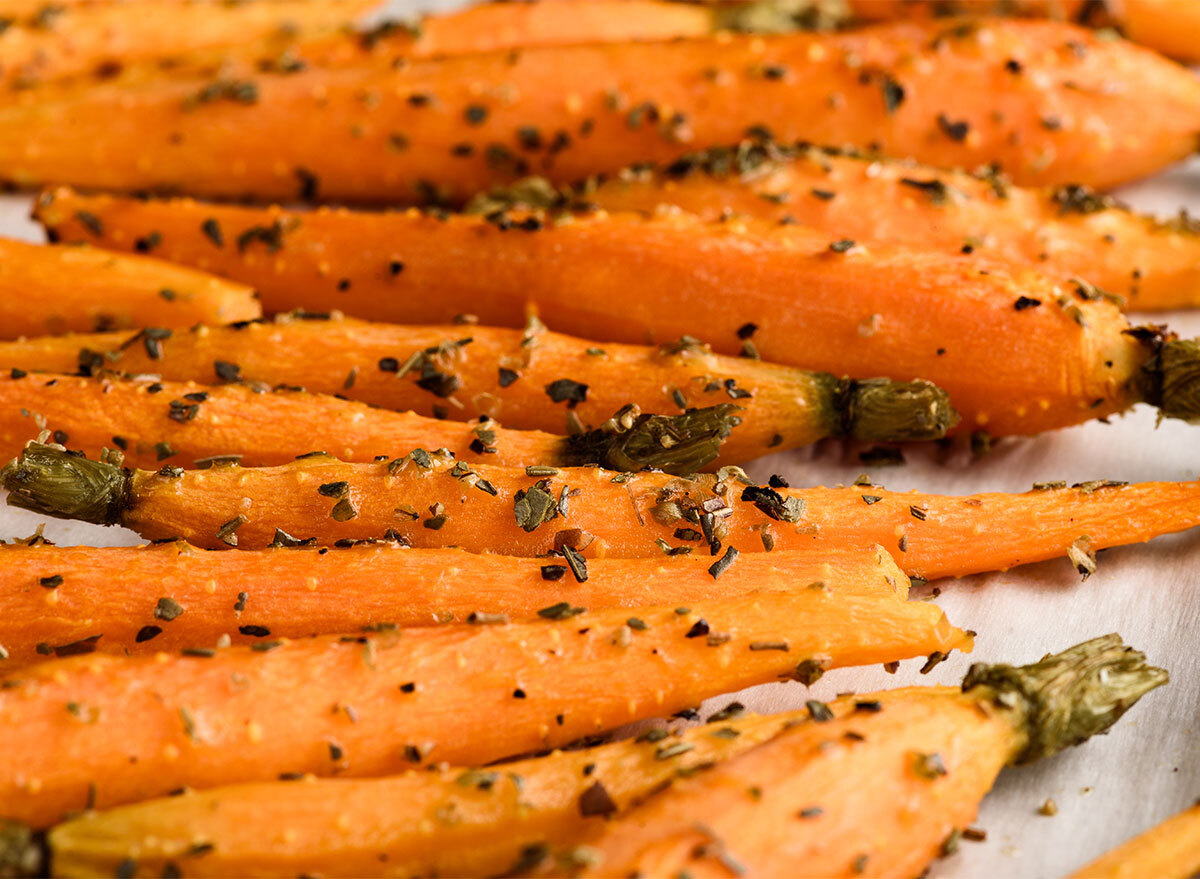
0;0;1195;874
32;189;1200;436
27;635;1164;878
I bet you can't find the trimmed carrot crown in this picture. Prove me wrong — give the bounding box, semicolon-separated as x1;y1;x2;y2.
962;634;1168;765
2;442;127;526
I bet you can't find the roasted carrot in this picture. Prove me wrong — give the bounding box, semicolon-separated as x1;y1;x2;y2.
0;316;958;460
34;189;1200;436
0;237;259;338
42;709;803;879
846;0;1200;64
477;141;1200;312
1069;802;1200;879
1;18;1196;198
0;0;376;88
6;441;1200;581
550;635;1166;879
0;538;910;669
0;371;750;473
0;586;969;828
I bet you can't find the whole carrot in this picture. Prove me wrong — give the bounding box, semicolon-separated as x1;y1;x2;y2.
0;316;958;459
0;372;745;473
0;237;260;338
550;635;1167;879
477;140;1200;312
0;539;909;669
33;189;1200;436
2;18;1197;199
1069;801;1200;879
43;710;801;879
5;441;1200;581
0;588;969;828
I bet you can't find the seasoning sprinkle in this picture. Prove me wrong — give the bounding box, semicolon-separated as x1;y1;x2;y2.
39;574;63;589
805;700;834;722
562;545;589;583
708;545;739;579
538;601;586;620
155;597;185;621
578;780;618;817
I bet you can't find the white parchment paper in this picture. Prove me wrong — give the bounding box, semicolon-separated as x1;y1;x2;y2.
0;47;1197;879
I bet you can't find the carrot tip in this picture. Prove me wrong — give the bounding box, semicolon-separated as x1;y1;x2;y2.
1;442;126;526
562;403;742;474
963;633;1168;765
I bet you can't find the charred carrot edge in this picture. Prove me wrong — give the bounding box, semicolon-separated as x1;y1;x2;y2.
0;0;377;88
33;189;1200;436
0;539;909;669
6;441;1200;581
1;19;1196;199
559;635;1166;879
475;139;1200;312
846;0;1200;64
0;314;958;462
1069;802;1200;879
0;587;970;828
41;710;801;879
0;371;748;474
0;238;260;338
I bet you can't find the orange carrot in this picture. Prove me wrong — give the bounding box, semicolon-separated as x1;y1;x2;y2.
1069;802;1200;879
43;709;800;879
0;237;259;337
553;635;1166;879
33;188;1200;436
0;371;748;473
0;0;376;88
0;539;909;669
0;587;970;828
1;18;1195;198
846;0;1200;64
5;441;1200;581
0;316;957;461
481;141;1200;312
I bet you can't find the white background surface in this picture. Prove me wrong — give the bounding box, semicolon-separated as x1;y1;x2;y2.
2;14;1199;878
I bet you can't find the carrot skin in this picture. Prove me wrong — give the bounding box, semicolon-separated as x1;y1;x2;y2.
1070;803;1200;879
0;0;377;88
0;316;931;463
564;143;1200;312
0;540;907;670
32;189;1161;437
0;238;260;337
6;444;1199;581
45;711;799;879
0;590;969;828
2;19;1197;197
